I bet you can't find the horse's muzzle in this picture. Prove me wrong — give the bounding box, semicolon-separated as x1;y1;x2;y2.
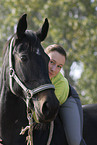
33;91;59;123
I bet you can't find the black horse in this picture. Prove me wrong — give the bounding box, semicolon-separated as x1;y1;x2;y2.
0;14;59;145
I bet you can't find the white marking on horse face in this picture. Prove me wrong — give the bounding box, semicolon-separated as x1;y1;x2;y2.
36;48;41;55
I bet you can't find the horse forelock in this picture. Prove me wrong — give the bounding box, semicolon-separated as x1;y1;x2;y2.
13;30;41;54
25;30;41;52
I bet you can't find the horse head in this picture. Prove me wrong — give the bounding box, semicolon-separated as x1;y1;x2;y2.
8;14;59;123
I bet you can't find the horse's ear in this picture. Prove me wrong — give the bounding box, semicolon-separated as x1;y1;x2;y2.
17;14;27;39
36;18;49;42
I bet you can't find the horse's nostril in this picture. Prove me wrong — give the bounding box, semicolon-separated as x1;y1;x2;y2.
42;102;50;116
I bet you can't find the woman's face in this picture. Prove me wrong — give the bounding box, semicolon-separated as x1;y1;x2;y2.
48;51;66;79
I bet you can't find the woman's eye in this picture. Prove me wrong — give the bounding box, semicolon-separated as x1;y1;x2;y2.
50;60;54;64
21;55;27;62
57;65;62;69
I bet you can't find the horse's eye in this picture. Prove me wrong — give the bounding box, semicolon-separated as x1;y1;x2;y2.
21;55;27;62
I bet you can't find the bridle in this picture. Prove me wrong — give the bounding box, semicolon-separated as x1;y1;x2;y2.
9;37;55;101
9;37;55;145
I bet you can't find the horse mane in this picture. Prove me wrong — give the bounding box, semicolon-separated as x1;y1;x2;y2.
2;34;16;59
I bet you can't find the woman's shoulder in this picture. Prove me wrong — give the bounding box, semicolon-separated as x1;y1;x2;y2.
52;72;68;85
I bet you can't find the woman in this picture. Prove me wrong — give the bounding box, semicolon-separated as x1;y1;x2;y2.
45;44;86;145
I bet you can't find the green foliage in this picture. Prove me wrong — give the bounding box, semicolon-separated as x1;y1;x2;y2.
0;0;97;104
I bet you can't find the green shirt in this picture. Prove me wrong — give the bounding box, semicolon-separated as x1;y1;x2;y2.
51;72;69;105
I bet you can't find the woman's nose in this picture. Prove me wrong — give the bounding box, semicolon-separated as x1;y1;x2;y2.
51;65;57;71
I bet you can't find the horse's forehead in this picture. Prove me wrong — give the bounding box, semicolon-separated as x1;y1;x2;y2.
25;30;42;54
14;30;42;55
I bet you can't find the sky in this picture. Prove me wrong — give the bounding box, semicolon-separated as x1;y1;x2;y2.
69;61;83;80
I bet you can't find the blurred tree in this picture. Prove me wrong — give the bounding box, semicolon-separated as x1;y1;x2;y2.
0;0;97;104
40;0;97;104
